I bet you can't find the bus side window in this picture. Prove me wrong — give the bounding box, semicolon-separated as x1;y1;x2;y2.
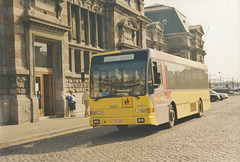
148;60;154;94
153;61;162;87
157;62;162;84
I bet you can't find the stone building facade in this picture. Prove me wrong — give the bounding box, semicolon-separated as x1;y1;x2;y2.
0;0;206;125
145;4;206;63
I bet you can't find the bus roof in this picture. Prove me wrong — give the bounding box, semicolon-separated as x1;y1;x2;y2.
92;48;208;70
149;49;208;70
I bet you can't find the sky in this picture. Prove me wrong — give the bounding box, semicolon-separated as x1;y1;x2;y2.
144;0;240;82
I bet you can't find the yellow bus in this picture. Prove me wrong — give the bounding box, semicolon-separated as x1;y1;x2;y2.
89;49;210;130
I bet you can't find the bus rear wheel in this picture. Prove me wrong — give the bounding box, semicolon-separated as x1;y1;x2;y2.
196;100;203;118
168;104;176;128
117;125;128;131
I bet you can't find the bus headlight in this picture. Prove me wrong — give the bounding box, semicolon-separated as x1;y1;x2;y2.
93;119;100;124
135;109;147;113
91;111;102;115
137;118;145;123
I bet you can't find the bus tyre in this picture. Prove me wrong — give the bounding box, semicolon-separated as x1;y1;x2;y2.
168;104;176;128
197;100;203;118
117;125;128;131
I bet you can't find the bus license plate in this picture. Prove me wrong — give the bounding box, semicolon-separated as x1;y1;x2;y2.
114;120;123;123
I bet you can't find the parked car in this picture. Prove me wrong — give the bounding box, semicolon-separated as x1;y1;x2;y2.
210;89;229;100
210;93;221;102
234;88;240;92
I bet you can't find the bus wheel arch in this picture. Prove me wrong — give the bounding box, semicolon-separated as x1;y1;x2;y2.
197;98;203;118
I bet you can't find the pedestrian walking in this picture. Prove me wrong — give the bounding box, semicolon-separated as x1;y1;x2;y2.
82;88;89;117
66;90;76;117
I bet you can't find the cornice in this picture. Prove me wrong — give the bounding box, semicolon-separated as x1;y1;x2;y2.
117;42;141;49
22;16;71;33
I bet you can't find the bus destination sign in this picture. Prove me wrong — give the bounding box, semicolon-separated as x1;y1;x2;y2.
104;54;134;63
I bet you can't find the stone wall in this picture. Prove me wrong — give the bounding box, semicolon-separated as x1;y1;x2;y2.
0;1;15;74
0;75;29;95
0;75;30;125
65;77;88;93
65;77;88;115
0;96;10;125
16;95;31;124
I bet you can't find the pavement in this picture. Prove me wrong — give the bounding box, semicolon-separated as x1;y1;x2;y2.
0;115;92;149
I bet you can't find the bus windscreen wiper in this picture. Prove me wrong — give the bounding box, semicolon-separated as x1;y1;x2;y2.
94;95;115;101
130;95;140;99
94;96;108;101
129;92;140;99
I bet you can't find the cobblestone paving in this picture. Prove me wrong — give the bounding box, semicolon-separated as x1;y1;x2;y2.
0;95;240;161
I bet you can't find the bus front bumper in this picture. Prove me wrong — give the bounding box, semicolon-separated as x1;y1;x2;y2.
89;116;158;126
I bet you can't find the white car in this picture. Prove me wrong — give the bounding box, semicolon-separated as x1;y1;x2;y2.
210;89;229;100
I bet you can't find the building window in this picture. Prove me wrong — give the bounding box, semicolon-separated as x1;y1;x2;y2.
81;10;86;43
97;15;102;48
84;51;89;74
69;48;72;72
35;42;53;68
90;13;94;46
72;5;77;39
136;0;141;11
75;50;81;74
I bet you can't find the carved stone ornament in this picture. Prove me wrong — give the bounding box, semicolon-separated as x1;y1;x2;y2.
147;22;164;42
93;6;103;14
26;0;35;10
119;18;138;46
56;0;65;19
81;0;87;8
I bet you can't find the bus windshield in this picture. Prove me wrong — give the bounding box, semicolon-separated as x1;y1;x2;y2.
90;52;148;99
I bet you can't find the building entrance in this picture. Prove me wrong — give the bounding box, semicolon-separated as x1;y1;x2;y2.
36;73;54;117
34;40;55;117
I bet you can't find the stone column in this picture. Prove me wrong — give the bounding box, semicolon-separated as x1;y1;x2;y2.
80;50;84;73
29;33;39;123
89;51;92;64
68;3;73;41
93;13;98;48
86;11;91;46
101;15;106;49
71;49;75;73
141;22;147;48
87;51;92;75
77;7;82;44
139;22;143;48
54;41;67;117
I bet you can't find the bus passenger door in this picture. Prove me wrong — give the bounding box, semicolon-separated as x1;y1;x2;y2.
152;61;169;125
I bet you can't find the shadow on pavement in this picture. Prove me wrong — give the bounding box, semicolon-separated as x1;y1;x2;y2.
0;115;198;156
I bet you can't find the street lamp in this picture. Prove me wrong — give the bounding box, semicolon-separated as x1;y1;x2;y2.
218;72;221;88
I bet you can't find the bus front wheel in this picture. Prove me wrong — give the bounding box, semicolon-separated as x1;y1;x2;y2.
117;125;128;131
168;104;176;128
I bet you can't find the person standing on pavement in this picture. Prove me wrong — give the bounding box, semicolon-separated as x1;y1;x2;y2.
66;90;76;117
82;88;89;117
